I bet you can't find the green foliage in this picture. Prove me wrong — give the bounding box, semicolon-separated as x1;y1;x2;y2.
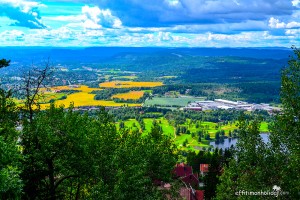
268;46;300;198
216;47;300;199
113;124;178;199
215;116;270;200
0;88;23;199
0;59;10;69
18;102;178;199
21;104;118;199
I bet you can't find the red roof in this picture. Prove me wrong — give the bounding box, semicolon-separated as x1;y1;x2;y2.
196;190;204;200
180;188;204;200
173;163;193;177
180;188;192;200
181;173;199;187
200;164;209;173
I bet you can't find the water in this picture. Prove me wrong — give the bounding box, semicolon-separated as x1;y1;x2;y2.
209;133;270;149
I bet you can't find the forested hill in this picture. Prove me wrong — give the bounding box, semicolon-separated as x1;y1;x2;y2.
0;47;292;103
0;47;292;64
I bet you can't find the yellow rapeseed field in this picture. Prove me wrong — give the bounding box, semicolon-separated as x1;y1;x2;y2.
112;91;144;100
38;85;141;109
99;81;163;88
39;92;141;109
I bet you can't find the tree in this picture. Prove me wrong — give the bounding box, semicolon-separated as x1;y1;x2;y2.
183;138;189;147
215;131;220;143
205;133;210;140
15;60;53;123
268;46;300;198
21;104;119;199
204;149;223;200
215;116;269;200
0;61;23;199
20;103;178;199
0;89;23;199
216;47;300;199
112;122;178;199
0;59;10;69
119;121;125;129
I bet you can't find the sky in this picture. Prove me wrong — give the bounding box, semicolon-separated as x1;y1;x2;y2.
0;0;299;47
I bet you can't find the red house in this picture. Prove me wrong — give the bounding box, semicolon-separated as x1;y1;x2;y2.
173;163;193;177
180;188;204;200
200;164;209;174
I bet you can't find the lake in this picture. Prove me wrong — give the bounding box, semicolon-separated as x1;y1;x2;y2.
209;133;270;149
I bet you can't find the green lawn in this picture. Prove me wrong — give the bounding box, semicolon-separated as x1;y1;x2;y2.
259;122;269;132
116;117;269;152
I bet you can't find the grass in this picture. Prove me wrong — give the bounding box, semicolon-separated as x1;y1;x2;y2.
259;122;269;132
113;76;138;80
99;81;163;88
144;96;206;107
116;117;269;152
37;93;66;103
161;76;177;79
112;91;144;100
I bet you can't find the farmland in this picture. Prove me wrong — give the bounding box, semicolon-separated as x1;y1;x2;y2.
112;91;144;100
144;96;206;107
38;85;142;109
100;81;163;88
49;85;102;93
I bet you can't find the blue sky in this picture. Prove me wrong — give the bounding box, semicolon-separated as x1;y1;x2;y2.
0;0;299;47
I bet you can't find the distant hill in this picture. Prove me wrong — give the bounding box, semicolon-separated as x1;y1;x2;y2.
0;47;292;64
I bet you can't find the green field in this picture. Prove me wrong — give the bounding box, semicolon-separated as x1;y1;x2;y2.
144;96;206;107
116;117;269;152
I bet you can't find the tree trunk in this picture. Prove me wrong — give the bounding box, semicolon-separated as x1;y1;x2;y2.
47;158;56;200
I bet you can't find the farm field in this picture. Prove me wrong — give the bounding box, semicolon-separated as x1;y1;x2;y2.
144;96;206;107
112;75;138;80
100;81;163;88
112;91;144;100
49;85;102;93
38;85;141;109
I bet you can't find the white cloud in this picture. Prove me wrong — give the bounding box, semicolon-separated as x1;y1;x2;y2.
0;0;46;29
81;6;122;29
158;32;173;41
292;0;300;7
269;17;300;29
286;21;300;28
269;17;286;28
44;5;123;30
285;29;300;35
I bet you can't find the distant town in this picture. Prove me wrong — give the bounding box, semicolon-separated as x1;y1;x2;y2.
183;99;281;112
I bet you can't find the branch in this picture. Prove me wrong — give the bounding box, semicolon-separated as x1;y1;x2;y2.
54;175;79;190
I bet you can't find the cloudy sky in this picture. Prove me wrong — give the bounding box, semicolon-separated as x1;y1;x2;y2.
0;0;299;47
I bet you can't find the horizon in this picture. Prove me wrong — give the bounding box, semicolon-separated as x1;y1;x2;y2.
0;0;300;47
